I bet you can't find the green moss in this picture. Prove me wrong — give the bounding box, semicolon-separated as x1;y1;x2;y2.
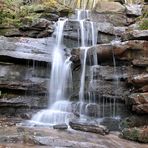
139;19;148;30
122;128;139;141
0;0;71;28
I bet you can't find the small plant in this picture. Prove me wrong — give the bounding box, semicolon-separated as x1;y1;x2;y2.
138;6;148;30
139;19;148;30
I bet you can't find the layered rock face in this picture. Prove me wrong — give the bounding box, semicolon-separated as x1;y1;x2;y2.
69;1;148;116
0;0;147;140
0;37;52;116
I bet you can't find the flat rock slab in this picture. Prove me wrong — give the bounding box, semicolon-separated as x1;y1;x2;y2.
71;40;148;63
0;95;47;108
122;30;148;41
0;79;48;94
93;40;148;61
0;36;54;63
69;120;109;135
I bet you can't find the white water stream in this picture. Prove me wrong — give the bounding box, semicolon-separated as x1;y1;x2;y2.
31;19;73;125
76;9;98;117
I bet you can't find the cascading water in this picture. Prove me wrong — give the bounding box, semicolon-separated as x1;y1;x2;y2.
76;9;98;117
31;19;73;125
111;37;121;117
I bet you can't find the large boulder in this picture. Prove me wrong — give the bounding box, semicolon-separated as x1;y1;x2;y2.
94;2;125;13
91;12;134;27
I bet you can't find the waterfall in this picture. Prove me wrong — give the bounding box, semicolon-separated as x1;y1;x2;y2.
111;38;121;117
91;21;98;65
77;9;98;117
31;19;73;125
79;48;89;114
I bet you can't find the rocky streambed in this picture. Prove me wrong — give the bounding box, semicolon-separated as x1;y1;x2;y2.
0;117;147;148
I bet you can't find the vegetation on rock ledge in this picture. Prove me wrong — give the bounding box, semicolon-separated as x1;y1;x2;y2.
0;0;70;28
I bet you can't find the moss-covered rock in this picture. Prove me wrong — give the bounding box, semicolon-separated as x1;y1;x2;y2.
121;127;148;143
0;0;71;29
139;19;148;30
119;116;148;129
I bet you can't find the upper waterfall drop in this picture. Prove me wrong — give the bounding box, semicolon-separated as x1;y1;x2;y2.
76;9;98;117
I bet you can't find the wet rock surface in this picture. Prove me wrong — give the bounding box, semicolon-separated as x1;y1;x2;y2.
0;121;147;148
53;123;68;130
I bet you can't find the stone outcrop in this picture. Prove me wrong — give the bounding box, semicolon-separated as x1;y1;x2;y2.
94;2;125;13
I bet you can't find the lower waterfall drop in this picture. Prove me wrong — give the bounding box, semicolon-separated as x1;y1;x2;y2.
31;18;73;125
